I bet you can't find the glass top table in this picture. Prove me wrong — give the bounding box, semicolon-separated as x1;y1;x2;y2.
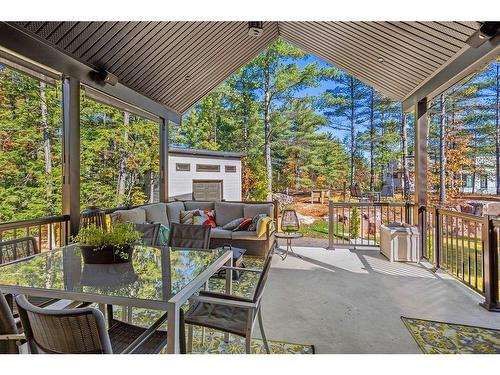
0;244;232;353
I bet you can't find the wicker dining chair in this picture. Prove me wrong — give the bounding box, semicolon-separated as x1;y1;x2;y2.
15;295;184;354
184;252;274;354
168;223;211;249
0;292;25;354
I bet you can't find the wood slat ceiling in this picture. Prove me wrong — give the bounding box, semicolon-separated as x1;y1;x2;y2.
12;21;480;113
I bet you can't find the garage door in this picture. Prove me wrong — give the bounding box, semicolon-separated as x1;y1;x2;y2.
193;180;223;201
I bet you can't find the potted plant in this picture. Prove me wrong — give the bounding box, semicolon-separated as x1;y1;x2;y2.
73;223;142;264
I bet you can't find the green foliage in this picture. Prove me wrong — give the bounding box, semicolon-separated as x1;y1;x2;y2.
73;223;141;247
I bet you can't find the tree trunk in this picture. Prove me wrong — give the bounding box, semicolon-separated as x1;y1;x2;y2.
369;88;375;191
264;67;273;200
496;61;500;195
401;106;410;201
350;77;356;187
439;94;447;203
117;112;130;202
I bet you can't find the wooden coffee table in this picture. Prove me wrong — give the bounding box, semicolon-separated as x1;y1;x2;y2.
274;232;304;260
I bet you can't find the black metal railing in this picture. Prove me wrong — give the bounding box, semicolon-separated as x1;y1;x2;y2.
328;201;414;249
0;215;70;252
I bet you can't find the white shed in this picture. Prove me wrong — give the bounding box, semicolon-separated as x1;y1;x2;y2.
168;148;242;201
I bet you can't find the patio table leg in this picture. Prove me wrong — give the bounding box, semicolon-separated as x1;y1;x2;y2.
224;256;233;343
167;302;181;354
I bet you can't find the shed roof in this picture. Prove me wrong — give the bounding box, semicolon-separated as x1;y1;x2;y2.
9;21;483;113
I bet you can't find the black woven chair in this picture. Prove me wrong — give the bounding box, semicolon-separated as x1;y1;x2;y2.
184;252;274;354
168;223;211;249
0;292;25;354
15;295;185;354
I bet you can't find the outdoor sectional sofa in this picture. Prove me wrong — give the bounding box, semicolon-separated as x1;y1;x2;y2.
109;201;278;257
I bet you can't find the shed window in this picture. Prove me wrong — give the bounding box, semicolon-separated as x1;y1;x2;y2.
176;163;190;172
225;165;237;173
196;164;220;172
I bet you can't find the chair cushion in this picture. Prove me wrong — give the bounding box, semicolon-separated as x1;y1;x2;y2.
143;203;169;226
222;217;245;230
247;213;267;231
215;202;244;227
111;207;146;224
180;210;195;224
231;231;260;240
192;209;216;228
184;300;249;337
243;204;274;220
257;217;273;238
184;201;215;211
166;202;185;224
233;218;253;231
210;227;233;239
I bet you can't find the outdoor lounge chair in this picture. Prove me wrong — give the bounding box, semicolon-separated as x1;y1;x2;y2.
184;252;273;354
15;295;185;354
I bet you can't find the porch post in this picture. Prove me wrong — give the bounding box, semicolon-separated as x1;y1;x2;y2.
62;76;81;237
481;216;500;312
159;117;169;202
414;98;428;254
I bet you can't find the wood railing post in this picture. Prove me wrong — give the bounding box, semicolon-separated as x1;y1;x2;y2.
481;215;500;312
328;200;334;250
419;206;427;261
434;208;441;268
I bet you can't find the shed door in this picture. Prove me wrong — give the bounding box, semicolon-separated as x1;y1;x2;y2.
193;180;223;201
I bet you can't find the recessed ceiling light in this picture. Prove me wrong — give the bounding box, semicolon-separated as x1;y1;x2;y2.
377;57;385;63
478;33;486;40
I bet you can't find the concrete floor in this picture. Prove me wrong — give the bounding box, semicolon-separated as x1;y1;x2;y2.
260;242;500;353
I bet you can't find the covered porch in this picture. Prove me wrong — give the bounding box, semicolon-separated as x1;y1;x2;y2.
0;21;499;354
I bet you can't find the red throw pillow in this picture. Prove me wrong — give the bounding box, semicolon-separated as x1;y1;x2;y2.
203;217;216;228
233;218;253;231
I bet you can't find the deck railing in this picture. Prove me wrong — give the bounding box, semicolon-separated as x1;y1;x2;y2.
327;201;414;249
0;215;70;252
328;201;500;311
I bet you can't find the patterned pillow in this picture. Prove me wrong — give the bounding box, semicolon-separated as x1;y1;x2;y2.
247;213;267;231
180;210;194;224
222;217;245;230
233;218;253;232
192;209;216;228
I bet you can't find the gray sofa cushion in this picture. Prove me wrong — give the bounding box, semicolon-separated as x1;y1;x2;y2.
184;201;215;211
231;231;260;240
243;204;274;220
110;207;146;224
143;203;169;226
210;227;233;239
166;201;185;224
215;202;245;227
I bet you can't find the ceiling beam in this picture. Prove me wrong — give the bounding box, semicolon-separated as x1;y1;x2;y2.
402;34;500;111
0;22;181;123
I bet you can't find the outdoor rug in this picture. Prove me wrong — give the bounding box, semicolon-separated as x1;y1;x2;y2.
189;327;315;354
402;317;500;354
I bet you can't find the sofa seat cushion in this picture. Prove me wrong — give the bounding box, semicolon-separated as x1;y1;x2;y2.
184;201;215;211
143;203;169;226
111;207;146;224
243;204;274;220
210;227;233;240
231;231;261;240
166;201;185;224
215;202;244;227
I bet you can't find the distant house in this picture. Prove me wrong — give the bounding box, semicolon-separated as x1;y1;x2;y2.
459;156;497;195
167;147;242;201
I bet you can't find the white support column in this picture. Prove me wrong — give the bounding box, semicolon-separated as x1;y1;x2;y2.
62;76;81;237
